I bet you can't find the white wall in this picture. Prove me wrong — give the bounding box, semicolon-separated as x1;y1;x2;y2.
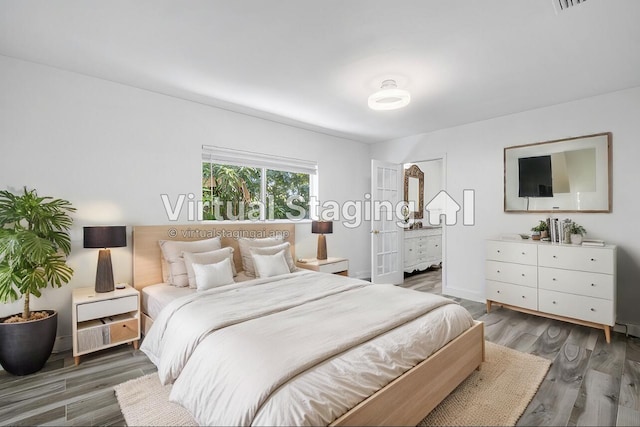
372;86;640;328
0;56;372;348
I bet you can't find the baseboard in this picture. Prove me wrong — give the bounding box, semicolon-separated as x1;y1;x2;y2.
442;286;484;303
351;270;371;281
624;323;640;338
53;334;72;353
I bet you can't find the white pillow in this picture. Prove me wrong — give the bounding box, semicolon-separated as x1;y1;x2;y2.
252;251;290;278
192;259;235;291
249;242;296;273
159;237;222;287
183;247;236;288
238;237;284;277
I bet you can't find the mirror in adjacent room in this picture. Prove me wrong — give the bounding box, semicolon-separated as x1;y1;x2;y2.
403;164;424;219
504;132;611;212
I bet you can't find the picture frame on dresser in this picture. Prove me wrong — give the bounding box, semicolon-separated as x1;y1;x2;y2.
485;238;616;343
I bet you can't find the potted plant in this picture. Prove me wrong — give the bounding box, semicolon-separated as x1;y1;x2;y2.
0;188;75;375
531;220;549;239
568;222;587;245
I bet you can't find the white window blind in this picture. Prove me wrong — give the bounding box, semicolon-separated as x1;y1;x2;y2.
202;145;317;175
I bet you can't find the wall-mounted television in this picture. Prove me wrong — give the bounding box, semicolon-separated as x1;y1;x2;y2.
518;155;553;197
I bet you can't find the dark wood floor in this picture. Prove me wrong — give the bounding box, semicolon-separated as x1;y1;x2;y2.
1;270;639;426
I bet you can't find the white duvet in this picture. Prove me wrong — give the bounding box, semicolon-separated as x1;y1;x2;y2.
142;271;474;426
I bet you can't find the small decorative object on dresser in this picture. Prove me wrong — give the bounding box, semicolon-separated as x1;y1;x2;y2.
296;257;348;276
568;222;587;245
485;238;616;342
531;220;548;239
72;284;140;365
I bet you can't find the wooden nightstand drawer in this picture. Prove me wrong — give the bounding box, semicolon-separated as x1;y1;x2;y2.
318;260;348;273
296;257;349;275
110;317;139;343
77;295;138;322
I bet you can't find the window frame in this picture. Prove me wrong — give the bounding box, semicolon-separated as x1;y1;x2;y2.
202;145;318;222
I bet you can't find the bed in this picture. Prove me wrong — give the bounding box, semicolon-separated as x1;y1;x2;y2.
133;224;485;426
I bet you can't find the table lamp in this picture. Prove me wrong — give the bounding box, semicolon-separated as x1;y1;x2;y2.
83;226;127;293
311;220;333;260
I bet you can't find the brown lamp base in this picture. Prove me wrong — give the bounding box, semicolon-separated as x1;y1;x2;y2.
95;249;115;293
317;234;327;260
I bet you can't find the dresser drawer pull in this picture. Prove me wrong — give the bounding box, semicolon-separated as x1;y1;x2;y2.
497;250;501;253
521;295;526;298
522;252;525;255
590;258;596;261
497;290;501;294
497;270;501;273
552;301;557;304
553;255;557;259
521;273;525;276
591;283;596;287
552;278;557;281
590;308;596;312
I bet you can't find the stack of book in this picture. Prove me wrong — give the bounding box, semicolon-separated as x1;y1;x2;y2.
547;218;569;244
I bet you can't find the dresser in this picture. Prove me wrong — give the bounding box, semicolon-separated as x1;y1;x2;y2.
485;239;616;343
404;228;442;273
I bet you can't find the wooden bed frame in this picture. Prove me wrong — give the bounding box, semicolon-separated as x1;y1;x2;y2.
132;224;485;426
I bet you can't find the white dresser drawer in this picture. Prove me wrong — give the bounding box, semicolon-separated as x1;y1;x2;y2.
426;235;441;258
538;267;614;300
486;280;538;311
539;289;614;326
538;245;614;274
77;295;139;322
486;241;537;265
486;261;537;288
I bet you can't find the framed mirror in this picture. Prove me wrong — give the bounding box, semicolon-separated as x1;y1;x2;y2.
504;132;612;212
404;164;424;219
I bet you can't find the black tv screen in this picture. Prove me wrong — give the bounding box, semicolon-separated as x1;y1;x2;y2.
518;155;553;197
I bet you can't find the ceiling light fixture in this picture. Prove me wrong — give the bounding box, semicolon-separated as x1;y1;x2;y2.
368;79;411;111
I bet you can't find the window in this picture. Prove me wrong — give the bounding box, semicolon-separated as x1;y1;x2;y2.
202;146;316;221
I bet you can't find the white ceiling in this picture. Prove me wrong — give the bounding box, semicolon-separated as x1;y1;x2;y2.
1;0;640;143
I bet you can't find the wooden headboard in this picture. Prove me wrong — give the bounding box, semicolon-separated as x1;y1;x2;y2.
132;224;295;290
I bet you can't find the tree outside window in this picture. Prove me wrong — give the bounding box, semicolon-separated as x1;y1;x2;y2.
202;163;310;221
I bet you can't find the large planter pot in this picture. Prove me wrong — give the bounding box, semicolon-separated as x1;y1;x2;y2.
0;310;57;375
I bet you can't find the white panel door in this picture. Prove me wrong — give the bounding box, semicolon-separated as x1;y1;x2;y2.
371;160;404;284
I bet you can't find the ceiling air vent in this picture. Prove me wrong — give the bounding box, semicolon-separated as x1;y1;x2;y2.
552;0;587;14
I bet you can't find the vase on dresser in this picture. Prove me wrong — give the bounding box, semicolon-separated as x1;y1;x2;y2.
571;234;583;245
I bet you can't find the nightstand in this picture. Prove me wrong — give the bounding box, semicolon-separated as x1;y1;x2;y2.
296;257;349;276
72;284;140;366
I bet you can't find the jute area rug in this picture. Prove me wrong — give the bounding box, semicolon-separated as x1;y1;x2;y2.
114;341;550;426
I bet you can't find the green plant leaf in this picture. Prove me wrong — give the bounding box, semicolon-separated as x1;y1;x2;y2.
0;187;75;312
